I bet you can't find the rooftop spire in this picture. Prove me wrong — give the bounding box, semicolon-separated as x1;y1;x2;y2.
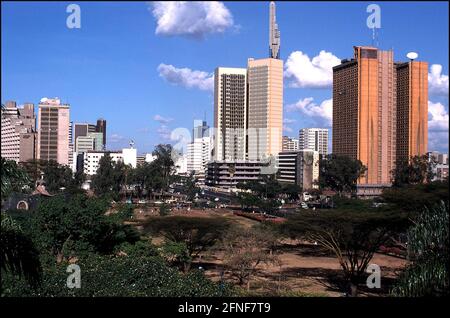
269;1;280;59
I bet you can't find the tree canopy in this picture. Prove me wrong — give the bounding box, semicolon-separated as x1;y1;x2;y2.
282;210;409;296
319;154;367;195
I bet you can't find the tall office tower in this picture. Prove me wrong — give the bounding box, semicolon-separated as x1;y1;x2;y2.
396;60;428;162
282;136;299;152
214;67;248;161
96;118;107;150
73;123;96;151
1;101;37;162
333;46;397;186
247;58;283;161
298;128;329;156
37;97;70;165
193;119;209;140
269;1;280;59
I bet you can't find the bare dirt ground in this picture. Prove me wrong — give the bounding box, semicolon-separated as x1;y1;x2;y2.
133;207;408;297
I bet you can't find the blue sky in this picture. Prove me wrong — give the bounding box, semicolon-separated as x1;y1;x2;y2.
2;1;449;154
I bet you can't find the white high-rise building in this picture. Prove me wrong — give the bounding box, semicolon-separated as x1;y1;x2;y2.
247;57;283;161
214;67;248;162
299;128;329;156
187;136;213;181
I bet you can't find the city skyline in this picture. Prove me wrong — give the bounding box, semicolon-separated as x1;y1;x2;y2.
2;1;449;153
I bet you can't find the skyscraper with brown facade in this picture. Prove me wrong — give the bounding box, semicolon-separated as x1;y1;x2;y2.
396;61;428;162
333;46;396;186
333;46;428;191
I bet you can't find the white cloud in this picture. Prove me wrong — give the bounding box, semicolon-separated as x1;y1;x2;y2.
283;118;296;124
286;97;332;127
153;114;174;124
109;134;126;143
157;63;214;91
428;101;449;132
284;50;341;89
428;131;449;153
156;124;171;141
428;64;449;96
150;1;234;39
283;125;293;133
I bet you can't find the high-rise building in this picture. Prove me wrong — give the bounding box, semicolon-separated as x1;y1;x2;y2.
187;135;213;182
247;58;283;161
298;128;329;156
73;123;96;151
1;101;37;162
96;118;107;150
333;47;397;186
193;119;209;140
269;1;280;59
282;136;299;152
396;60;428;162
37;98;70;165
214;67;248;161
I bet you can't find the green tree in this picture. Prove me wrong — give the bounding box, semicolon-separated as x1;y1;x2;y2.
382;181;449;213
32;194;139;262
319;154;367;196
282;210;408;296
152;144;176;191
237;192;259;211
144;216;230;271
1;158;30;200
41;160;73;193
181;172;200;201
159;241;192;271
2;254;232;297
392;155;435;187
91;153;115;197
392;201;449;296
280;183;301;202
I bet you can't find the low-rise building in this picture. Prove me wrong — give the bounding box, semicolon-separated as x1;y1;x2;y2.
205;161;271;188
276;150;319;190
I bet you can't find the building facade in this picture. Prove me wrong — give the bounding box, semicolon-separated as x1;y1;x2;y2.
282;136;299;152
333;47;397;186
247;58;283;161
214;67;248;162
96;118;107;150
205;161;269;188
277;150;319;190
187;136;213;183
37;98;70;165
396;61;428;162
298;128;328;156
82;147;137;176
1;101;37;163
